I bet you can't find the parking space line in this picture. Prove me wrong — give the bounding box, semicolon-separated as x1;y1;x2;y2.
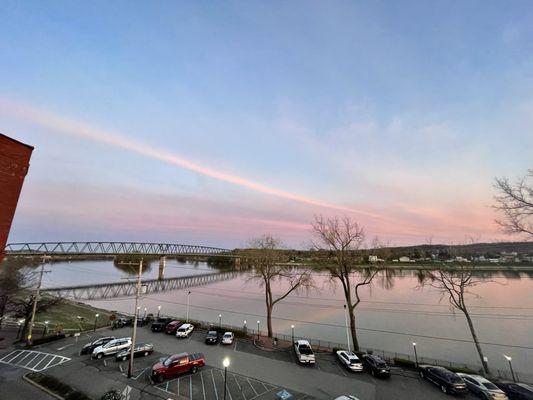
43;356;60;370
177;375;180;398
23;353;41;368
0;351;19;363
33;354;54;371
211;369;219;400
233;373;243;396
13;351;34;365
189;374;193;400
200;369;206;400
261;382;268;392
246;378;258;396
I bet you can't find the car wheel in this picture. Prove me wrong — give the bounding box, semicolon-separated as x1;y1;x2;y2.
155;374;164;383
191;366;198;374
441;385;447;394
419;371;424;379
97;353;103;359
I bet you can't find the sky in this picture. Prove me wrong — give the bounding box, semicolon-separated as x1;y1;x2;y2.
1;1;532;249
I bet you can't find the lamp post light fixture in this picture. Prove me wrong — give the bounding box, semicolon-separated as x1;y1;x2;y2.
222;358;230;400
219;314;222;329
412;342;419;368
257;320;260;340
243;320;247;333
504;355;516;382
93;313;99;332
17;319;25;339
157;305;161;318
43;321;50;337
291;325;295;343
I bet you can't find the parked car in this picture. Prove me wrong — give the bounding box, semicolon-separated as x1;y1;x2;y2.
336;350;363;372
495;382;533;400
151;352;205;383
221;332;234;345
205;330;219;344
176;323;194;338
151;317;173;332
164;320;182;335
294;340;315;365
419;365;468;395
92;337;132;359
112;317;133;329
457;373;508;399
115;342;154;362
361;354;390;378
334;396;360;400
80;336;115;355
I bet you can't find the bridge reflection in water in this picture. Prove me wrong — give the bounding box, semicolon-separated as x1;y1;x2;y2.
42;271;240;300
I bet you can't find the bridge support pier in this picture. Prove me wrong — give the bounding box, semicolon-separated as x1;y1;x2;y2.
159;256;166;280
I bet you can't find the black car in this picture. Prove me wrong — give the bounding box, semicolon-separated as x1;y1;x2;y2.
496;382;533;399
362;354;391;378
205;330;219;344
80;336;115;355
419;365;468;395
115;342;154;361
112;317;133;329
151;317;173;332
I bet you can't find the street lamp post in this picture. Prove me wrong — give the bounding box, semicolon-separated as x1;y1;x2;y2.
243;320;247;334
291;325;295;343
93;314;99;332
219;314;222;329
412;342;419;368
17;319;24;339
157;305;161;318
257;320;260;340
504;355;516;382
143;308;147;319
186;291;191;322
223;358;230;400
42;321;49;337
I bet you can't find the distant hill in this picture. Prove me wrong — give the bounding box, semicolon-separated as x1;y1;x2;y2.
382;241;533;258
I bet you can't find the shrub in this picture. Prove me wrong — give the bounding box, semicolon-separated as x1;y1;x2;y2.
101;389;122;400
393;357;417;369
26;372;90;399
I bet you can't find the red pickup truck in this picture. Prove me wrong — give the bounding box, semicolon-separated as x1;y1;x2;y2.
152;352;205;383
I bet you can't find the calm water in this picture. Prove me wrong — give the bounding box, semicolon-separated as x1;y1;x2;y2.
41;260;533;376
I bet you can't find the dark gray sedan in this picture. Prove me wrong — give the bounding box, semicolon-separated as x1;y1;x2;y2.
115;342;154;361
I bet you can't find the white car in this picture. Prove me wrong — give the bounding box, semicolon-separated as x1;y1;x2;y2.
175;323;194;338
334;396;360;400
336;350;363;372
92;337;132;359
294;340;315;364
456;373;508;400
221;332;234;345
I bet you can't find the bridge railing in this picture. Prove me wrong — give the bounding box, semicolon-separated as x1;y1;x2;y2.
3;241;231;256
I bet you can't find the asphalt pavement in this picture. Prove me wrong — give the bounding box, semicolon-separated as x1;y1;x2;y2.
0;326;480;400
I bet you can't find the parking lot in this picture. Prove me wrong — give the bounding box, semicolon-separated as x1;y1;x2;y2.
0;350;70;372
3;326;479;400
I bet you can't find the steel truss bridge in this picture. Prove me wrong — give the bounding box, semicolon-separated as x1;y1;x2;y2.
42;271;239;300
3;241;232;256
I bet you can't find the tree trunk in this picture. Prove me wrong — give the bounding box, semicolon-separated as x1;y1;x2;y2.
464;310;489;374
348;305;359;352
266;305;273;338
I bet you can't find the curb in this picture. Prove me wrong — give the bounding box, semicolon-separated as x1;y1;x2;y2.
22;373;66;400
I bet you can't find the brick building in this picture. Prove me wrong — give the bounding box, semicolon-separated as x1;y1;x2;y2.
0;133;34;262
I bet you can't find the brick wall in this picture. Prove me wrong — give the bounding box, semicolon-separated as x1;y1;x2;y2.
0;133;34;262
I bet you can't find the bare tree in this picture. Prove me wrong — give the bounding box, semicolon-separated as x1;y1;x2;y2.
419;265;490;374
494;169;533;238
311;215;381;351
245;235;313;338
0;261;36;329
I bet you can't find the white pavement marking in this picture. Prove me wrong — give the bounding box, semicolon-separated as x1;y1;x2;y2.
246;378;258;396
211;369;219;400
189;374;193;400
233;374;243;398
0;350;70;372
14;351;34;365
57;344;74;351
23;352;41;368
132;367;149;380
200;369;206;400
0;351;19;363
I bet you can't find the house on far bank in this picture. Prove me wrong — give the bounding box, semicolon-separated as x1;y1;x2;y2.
369;255;378;263
399;256;410;263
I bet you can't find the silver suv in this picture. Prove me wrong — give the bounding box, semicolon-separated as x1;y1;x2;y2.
92;337;132;359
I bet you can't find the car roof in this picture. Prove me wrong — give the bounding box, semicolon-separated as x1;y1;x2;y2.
180;323;193;328
457;374;490;383
296;340;310;345
223;332;233;335
207;330;218;334
337;350;357;357
171;352;189;359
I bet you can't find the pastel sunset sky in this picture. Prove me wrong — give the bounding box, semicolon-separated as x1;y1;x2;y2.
1;1;532;248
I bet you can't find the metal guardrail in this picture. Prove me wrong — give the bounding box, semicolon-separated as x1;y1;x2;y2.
41;270;240;300
3;241;232;256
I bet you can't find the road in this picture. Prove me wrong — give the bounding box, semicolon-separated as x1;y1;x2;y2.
0;326;479;400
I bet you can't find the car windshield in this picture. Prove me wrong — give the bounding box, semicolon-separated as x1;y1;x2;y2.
178;328;185;332
483;382;498;390
103;342;114;348
299;346;313;355
163;357;173;367
223;333;231;338
207;331;217;336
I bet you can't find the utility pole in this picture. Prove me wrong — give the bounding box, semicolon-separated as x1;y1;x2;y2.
27;258;47;344
128;259;143;379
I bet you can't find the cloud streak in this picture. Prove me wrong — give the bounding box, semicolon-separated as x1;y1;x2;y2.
0;97;382;219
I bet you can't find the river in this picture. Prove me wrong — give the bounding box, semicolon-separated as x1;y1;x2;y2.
40;259;533;378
